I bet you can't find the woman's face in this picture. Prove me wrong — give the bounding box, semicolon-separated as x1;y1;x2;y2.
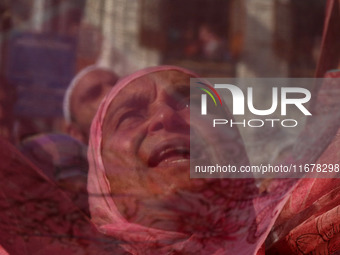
102;71;192;193
101;70;248;232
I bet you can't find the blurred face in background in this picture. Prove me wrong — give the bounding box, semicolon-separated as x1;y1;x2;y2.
69;69;118;143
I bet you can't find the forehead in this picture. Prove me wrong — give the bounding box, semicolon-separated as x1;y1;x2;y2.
79;69;116;84
111;70;190;104
107;70;191;108
72;70;117;98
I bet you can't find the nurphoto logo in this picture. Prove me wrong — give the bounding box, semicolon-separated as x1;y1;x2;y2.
196;80;312;128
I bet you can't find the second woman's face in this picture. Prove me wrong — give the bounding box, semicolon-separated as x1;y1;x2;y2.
71;69;118;142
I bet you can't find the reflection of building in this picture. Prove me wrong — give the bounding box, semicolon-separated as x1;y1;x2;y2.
315;0;340;77
86;0;326;78
238;0;326;78
1;0;327;78
85;0;241;76
237;0;287;77
138;0;244;77
84;0;159;74
0;0;333;138
273;0;326;77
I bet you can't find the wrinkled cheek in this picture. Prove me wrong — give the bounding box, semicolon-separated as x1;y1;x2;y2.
105;142;134;167
104;129;146;168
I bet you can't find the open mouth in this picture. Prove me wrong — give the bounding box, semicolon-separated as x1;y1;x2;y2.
148;140;190;167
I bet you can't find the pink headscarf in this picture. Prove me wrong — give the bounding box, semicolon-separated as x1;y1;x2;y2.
87;65;297;254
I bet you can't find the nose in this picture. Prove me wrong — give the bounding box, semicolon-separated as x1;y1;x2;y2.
148;104;189;133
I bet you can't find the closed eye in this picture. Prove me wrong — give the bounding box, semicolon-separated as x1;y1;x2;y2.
80;84;102;103
116;110;145;130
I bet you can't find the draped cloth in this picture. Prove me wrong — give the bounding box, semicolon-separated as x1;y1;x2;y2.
0;137;126;255
267;156;340;254
266;70;340;255
20;133;88;181
87;65;301;255
19;133;90;215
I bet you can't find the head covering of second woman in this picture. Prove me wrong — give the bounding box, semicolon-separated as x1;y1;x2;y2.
63;65;119;144
87;65;293;254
